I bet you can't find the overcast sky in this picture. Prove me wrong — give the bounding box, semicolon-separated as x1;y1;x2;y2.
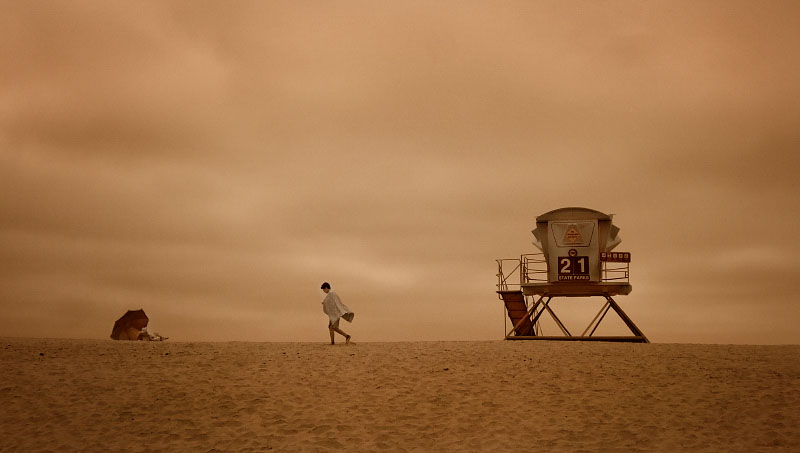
2;1;799;344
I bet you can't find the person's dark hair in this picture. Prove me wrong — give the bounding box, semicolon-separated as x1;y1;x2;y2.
321;282;331;290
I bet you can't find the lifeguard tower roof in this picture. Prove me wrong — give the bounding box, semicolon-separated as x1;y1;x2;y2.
532;207;622;267
536;207;611;222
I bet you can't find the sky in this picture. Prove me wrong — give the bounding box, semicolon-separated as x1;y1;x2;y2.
2;0;799;344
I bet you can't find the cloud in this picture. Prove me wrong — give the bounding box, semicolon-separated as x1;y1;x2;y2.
1;2;232;157
1;1;799;343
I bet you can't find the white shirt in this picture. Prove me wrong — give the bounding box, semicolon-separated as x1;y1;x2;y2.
322;290;354;324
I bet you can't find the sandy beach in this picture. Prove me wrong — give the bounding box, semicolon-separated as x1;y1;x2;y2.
1;338;798;452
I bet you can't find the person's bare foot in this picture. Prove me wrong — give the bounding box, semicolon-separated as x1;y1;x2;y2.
345;335;351;345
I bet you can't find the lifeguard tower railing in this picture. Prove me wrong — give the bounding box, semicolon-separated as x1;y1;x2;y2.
496;253;629;291
496;253;546;291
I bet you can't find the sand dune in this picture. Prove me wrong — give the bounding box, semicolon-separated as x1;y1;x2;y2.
1;338;798;452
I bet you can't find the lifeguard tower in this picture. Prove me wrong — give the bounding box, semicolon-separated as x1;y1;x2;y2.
496;207;648;343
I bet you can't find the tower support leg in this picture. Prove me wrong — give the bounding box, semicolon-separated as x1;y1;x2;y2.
505;295;649;343
606;296;649;343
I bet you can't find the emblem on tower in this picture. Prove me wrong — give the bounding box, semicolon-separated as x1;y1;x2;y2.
563;224;582;244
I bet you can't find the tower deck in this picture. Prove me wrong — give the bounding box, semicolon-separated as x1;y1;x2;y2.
521;282;632;297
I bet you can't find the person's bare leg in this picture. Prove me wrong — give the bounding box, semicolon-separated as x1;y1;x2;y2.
329;326;335;345
331;326;350;344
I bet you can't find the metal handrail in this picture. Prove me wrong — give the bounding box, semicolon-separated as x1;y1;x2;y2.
522;253;547;283
499;253;630;287
601;262;630;282
496;259;522;292
497;253;548;292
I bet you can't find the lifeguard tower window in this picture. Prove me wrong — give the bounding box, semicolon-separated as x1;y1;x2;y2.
495;207;648;343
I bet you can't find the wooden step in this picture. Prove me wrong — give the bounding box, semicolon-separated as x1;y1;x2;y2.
498;290;533;336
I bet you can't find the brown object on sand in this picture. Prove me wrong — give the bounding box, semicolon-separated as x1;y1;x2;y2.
110;309;149;341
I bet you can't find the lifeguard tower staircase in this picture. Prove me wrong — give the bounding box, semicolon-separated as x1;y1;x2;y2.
496;207;648;343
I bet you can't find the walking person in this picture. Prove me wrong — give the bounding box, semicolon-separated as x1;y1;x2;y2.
321;282;354;345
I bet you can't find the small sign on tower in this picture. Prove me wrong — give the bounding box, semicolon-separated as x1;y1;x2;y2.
563;225;583;244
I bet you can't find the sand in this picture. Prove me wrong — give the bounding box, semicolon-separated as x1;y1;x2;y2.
1;338;798;452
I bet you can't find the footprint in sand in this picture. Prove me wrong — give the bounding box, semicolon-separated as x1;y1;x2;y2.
311;424;332;434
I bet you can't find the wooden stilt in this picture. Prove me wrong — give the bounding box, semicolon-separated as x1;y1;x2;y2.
606;296;649;342
582;300;610;337
507;335;648;342
543;301;571;336
588;303;611;337
500;294;648;343
529;296;550;328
